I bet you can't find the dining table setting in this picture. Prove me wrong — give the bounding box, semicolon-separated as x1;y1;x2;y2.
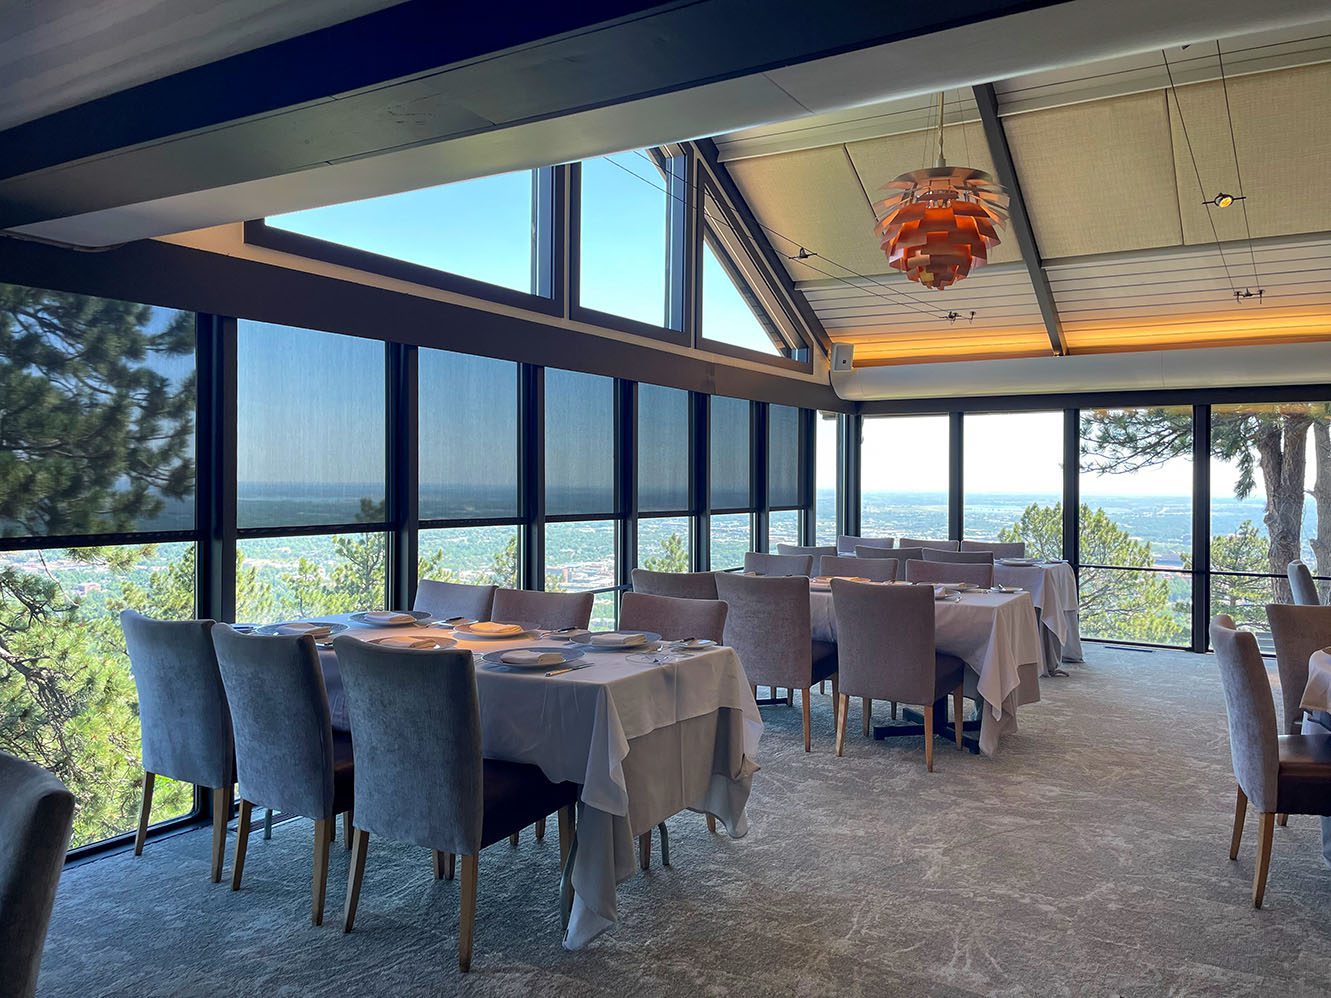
239;610;763;949
991;557;1083;675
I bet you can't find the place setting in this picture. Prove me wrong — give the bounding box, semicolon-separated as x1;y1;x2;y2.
480;645;586;675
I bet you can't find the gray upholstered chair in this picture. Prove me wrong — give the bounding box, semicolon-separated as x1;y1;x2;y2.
1210;615;1331;907
0;752;74;998
743;551;813;577
776;544;836;562
819;555;897;582
830;581;965;770
491;588;594;629
837;534;894;556
899;537;959;551
713;573;836;752
120;610;235;882
334;639;578;972
923;548;995;565
1265;604;1331;737
857;545;925;564
211;626;354;926
961;540;1027;558
1288;562;1321;606
414;579;497;621
620;592;728;644
905;559;994;588
631;568;719;600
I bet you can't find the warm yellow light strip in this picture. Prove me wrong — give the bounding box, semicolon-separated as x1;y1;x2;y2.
838;328;1055;367
1066;310;1331;353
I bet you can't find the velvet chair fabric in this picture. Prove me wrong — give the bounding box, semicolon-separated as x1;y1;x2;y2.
856;545;924;564
1211;615;1282;813
776;544;837;561
630;569;719;600
619;592;728;644
414;580;497;621
819;555;897;582
923;549;995;565
1265;603;1331;735
120;610;233;789
211;626;352;821
743;552;813;577
1288;562;1321;606
491;588;594;630
960;540;1027;558
899;538;959;551
713;574;834;690
905;559;995;588
0;753;74;998
837;535;894;556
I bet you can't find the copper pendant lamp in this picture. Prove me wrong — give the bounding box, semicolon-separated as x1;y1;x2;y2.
873;94;1009;291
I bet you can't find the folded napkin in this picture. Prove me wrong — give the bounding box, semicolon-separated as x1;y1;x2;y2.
500;650;565;666
589;631;646;647
552;628;591;643
375;635;437;649
469;621;523;635
364;610;416;625
276;622;331;637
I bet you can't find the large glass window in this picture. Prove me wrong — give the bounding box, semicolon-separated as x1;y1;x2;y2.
769;404;801;509
963;411;1063;554
638;516;691;571
860;415;949;539
546;369;615;517
769;509;800;548
710;396;752;511
638;384;690;513
1080;407;1193;646
701;242;779;355
419;526;519;589
579;152;673;327
267;171;538;293
815;412;839;545
710;513;752;571
545;519;617;628
236;532;387;622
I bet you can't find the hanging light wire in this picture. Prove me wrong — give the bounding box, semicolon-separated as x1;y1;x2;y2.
1215;40;1262;291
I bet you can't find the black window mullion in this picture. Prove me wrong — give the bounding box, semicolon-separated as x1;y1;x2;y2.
949;412;965;541
522;364;545;590
196;312;236;625
842;412;861;537
386;341;418;610
1192;404;1212;652
694;391;711;570
1063;407;1080;570
754;401;769;551
617;380;636;619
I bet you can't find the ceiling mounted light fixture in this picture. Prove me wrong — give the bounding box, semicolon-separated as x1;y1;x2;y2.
873;93;1009;291
1204;191;1243;208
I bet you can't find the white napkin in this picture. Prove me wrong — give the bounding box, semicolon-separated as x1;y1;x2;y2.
276;622;331;637
552;628;591;643
468;621;523;635
590;631;646;647
365;610;415;624
500;650;564;666
375;635;437;649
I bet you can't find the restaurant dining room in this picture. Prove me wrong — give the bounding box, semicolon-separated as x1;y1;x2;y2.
5;2;1331;995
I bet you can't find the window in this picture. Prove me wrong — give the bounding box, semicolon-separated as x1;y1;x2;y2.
544;519;617;628
267;171;539;294
963;412;1063;554
769;509;800;548
768;404;801;509
579;152;677;328
545;369;615;517
710;513;752;570
419;526;519;589
638;516;691;571
236;532;387;621
815;412;839;545
861;415;949;539
638;384;690;514
1080;407;1193;646
701;242;780;355
710;396;752;511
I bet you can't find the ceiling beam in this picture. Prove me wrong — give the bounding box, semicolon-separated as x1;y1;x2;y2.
973;81;1066;356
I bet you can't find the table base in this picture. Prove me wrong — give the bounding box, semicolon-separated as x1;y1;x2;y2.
873;702;982;755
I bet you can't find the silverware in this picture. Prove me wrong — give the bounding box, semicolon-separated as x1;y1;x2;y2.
545;667;575;677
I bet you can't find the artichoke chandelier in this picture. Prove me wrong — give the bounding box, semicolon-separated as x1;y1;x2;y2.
873;94;1009;291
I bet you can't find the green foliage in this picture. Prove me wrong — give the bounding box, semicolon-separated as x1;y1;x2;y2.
1185;520;1271;632
642;532;690;573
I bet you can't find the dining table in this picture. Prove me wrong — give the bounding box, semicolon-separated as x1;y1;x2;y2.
808;584;1042;756
1300;647;1331;868
992;560;1084;675
311;613;763;950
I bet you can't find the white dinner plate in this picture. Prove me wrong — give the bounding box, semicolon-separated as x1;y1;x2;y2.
453;621;537;640
255;621;347;638
578;630;661;651
350;610;430;626
364;634;457;650
669;637;716;650
998;558;1036;566
481;647;584;669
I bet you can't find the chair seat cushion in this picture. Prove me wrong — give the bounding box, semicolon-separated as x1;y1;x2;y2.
332;729;356;816
480;760;579;849
934;652;966;693
811;640;839;685
1277;733;1331;816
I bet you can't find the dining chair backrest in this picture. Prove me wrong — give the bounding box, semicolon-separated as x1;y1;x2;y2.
1288;561;1321;606
819;555;897;582
211;626;339;821
631;569;719;600
120;610;232;789
856;545;924;563
899;538;959;551
923;548;995;565
776;544;837;561
830;581;937;704
1265;603;1331;735
0;752;74;998
743;552;813;577
1210;615;1280;812
905;559;994;588
414;579;497;621
620;592;728;644
713;574;812;688
837;535;894;556
332;639;483;856
491;588;594;630
961;540;1027;558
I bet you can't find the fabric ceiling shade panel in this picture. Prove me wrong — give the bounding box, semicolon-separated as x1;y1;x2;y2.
419;349;518;520
638;383;690;513
236;320;385;529
769;404;801;508
710;395;753;511
545;368;615;516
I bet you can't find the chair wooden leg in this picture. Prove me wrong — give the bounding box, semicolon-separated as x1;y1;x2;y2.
1253;811;1276;908
343;809;353;850
751;684;758;703
706;814;717;834
231;800;253;891
557;805;575;869
312;818;332;926
343;828;368;932
264;808;273;840
459;854;479;972
535;817;546;841
1277;813;1288;827
786;688;793;707
638;832;651;871
210;785;230;883
862;697;871;737
953;684;964;749
509;832;519;847
802;687;812;752
830;671;839;707
835;694;848;757
819;680;826;694
134;771;155;856
923;706;935;772
891;700;897;720
1229;786;1248;860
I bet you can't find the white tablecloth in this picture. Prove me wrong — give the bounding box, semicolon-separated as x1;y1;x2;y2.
809;590;1041;756
993;561;1084;672
316;617;762;949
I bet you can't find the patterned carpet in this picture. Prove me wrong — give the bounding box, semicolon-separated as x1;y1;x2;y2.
38;645;1331;997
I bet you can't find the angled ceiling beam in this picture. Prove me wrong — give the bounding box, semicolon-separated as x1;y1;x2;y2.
973;82;1066;356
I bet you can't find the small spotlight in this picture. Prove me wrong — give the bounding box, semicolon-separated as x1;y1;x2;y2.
1204;192;1242;208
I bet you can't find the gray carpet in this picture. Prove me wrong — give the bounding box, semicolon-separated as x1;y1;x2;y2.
38;645;1331;997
